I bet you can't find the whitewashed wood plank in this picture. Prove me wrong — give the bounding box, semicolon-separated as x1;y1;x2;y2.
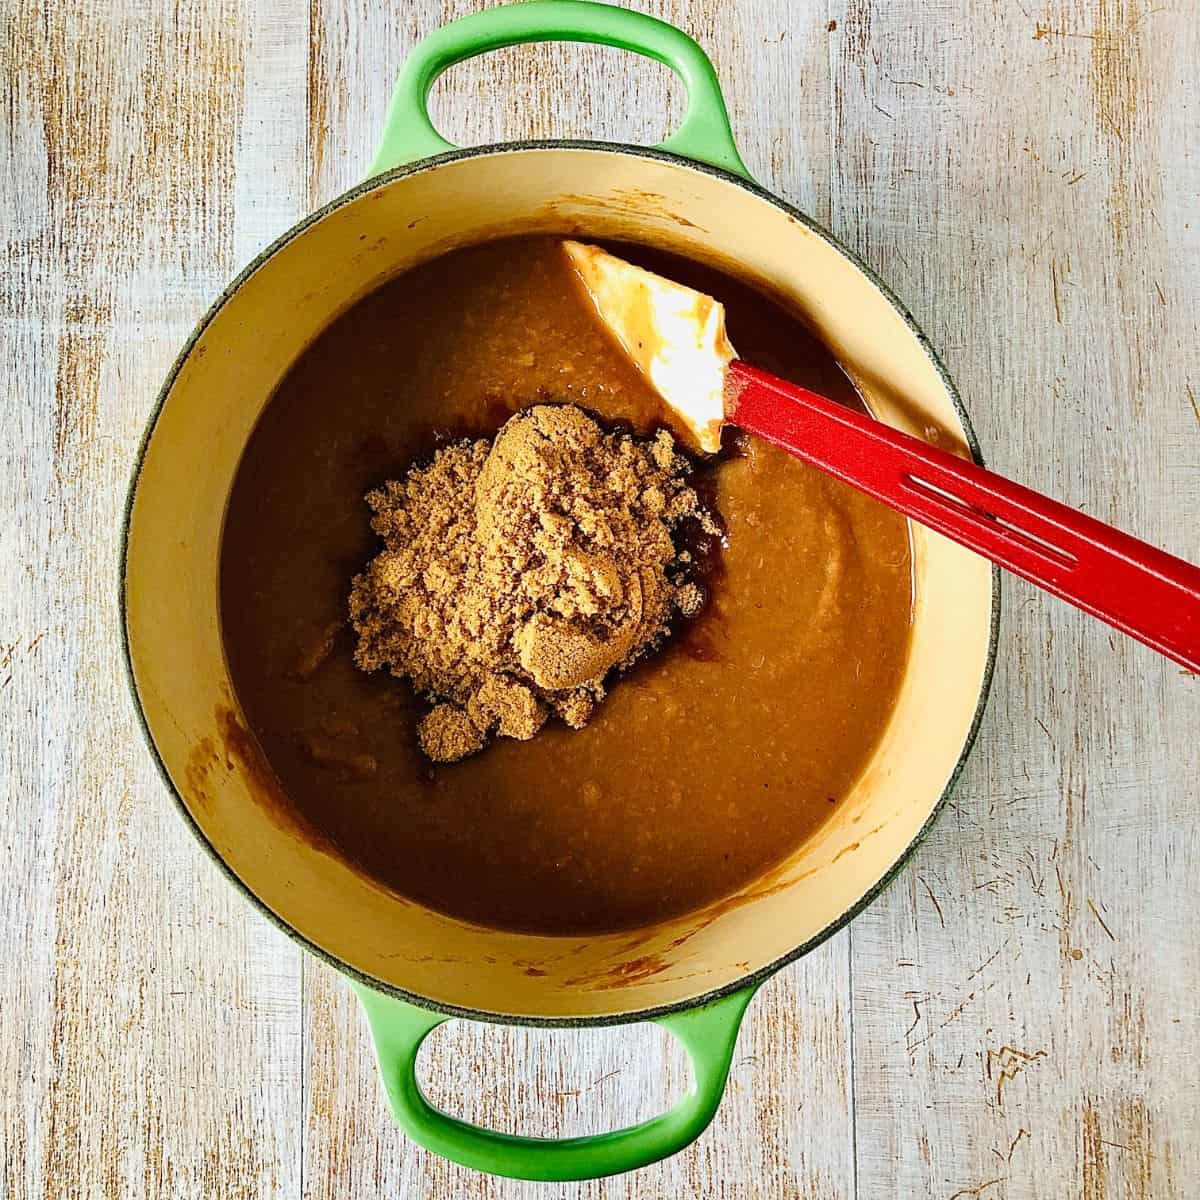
1;25;62;1198
830;1;1200;1197
0;2;309;1197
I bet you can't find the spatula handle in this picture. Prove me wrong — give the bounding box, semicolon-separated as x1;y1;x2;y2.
728;360;1200;672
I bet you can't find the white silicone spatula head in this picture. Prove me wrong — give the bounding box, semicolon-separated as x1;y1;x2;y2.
562;244;1200;676
562;240;736;453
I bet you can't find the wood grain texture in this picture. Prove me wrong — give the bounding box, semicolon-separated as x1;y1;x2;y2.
1;3;308;1198
1;1;1196;1197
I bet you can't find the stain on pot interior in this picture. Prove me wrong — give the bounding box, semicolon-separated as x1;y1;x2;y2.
541;189;709;232
185;704;325;847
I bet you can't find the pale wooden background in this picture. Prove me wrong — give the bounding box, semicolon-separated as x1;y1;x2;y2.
2;0;1198;1196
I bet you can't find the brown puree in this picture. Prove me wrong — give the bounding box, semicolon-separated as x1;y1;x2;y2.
219;236;913;935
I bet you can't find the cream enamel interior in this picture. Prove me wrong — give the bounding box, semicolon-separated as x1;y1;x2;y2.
125;148;994;1020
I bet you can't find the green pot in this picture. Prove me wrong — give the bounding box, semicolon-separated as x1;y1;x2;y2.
123;0;999;1182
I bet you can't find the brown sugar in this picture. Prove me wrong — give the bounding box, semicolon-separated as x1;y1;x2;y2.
349;404;715;761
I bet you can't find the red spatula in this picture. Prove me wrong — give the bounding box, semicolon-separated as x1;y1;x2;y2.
565;241;1200;673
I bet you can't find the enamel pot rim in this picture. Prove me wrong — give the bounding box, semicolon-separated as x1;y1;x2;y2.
120;139;1001;1028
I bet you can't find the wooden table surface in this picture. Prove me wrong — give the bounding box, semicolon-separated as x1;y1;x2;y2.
3;1;1198;1196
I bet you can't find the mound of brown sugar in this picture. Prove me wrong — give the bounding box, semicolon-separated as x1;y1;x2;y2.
349;404;714;762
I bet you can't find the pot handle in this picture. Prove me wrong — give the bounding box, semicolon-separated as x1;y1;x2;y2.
369;0;751;180
355;981;758;1182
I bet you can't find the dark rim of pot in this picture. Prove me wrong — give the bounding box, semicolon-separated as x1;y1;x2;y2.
120;140;1001;1029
